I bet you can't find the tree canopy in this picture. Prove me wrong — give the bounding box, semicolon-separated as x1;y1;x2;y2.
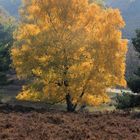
12;0;127;111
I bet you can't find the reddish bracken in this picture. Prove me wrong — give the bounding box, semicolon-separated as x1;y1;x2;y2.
0;109;140;140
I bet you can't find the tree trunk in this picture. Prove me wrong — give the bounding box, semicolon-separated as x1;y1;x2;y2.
66;93;75;112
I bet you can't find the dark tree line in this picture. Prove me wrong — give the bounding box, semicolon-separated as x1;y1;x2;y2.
127;30;140;93
0;9;14;85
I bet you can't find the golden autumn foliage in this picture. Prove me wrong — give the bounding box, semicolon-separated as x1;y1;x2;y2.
12;0;127;111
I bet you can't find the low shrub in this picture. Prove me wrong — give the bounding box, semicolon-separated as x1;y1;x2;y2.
127;78;140;93
116;92;140;109
0;72;8;85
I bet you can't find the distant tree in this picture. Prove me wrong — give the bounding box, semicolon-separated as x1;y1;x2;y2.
125;42;139;80
12;0;127;112
128;30;140;93
0;8;14;85
132;30;140;59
